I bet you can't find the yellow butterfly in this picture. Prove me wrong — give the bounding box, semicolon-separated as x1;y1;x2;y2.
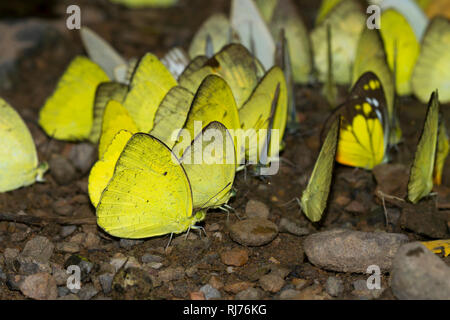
89;82;128;144
257;0;312;84
300;117;339;222
188;13;234;59
179;44;263;109
407;90;439;204
311;0;366;85
352;27;401;146
39;56;109;141
174;75;241;162
239;66;287;166
325;72;389;170
412;17;450;104
230;0;276;70
96;121;234;239
0;98;48;192
379;9;420;96
434;118;449;186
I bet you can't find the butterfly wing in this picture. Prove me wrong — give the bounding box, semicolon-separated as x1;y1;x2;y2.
301;117;339;222
97;133;195;239
0;99;43;192
39;56;109;141
407;91;440;204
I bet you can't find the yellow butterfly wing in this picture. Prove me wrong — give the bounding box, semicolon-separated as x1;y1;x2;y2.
352;28;401;146
421;239;450;257
188;13;233;59
180;121;236;209
301;117;339;222
311;0;365;85
88;130;133;207
39;56;109;141
329;72;388;170
149;86;194;149
98;100;138;158
129;53;177;90
179;44;260;108
379;9;420;96
97;133;202;239
412;17;450;103
407;90;439;204
174;75;241;162
433;119;449;186
269;0;312;84
254;0;277;22
88;82;128;144
0;98;47;192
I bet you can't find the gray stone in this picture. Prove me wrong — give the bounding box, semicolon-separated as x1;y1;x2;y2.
229;218;278;246
235;287;263;300
325;276;344;297
199;284;221;300
279;288;301;299
56;242;80;253
21;236;54;263
77;284;98;300
68;143;97;174
141;253;163;264
99;273;114;294
158;267;185;282
57;286;70;297
60;226;77;238
351;279;384;300
259;274;285;293
391;242;450;300
119;239;144;249
245;199;270;219
49;155;77;185
16;256;51;275
279;218;310;236
303;229;408;273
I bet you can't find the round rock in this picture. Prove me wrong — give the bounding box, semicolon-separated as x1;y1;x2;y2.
229;218;278;246
303;229;408;273
391;242;450;300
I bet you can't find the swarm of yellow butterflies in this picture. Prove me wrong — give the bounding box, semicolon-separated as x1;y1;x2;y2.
2;0;449;249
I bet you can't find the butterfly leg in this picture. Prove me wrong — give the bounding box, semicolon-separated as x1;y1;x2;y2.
165;232;174;251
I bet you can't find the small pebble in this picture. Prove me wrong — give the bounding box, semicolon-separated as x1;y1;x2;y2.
60;226;77;238
57;286;70;297
245;199;270;219
158;267;185;282
229;218;278;246
83;233;101;249
110;253;127;272
391;242;450;300
16;256;51;275
303;229;408;273
146;262;163;270
189;291;205;300
199;284;221;300
68;143;96;174
209;276;224;290
141;254;163;264
19;272;57;300
296;284;329;300
325;276;344;297
3;248;19;266
352;279;384;300
235;287;263;300
279;288;301;300
120;239;144;249
259;274;285;293
98;273;114;294
77;284;98;300
223;281;253;294
279;218;309;236
49;155;77;185
56;242;80;253
21;236;54;263
51;264;69;286
220;247;249;267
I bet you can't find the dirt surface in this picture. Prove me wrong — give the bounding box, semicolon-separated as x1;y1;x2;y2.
0;0;449;300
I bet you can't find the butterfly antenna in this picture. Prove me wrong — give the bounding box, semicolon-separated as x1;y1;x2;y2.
205;34;214;58
165;232;174;251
